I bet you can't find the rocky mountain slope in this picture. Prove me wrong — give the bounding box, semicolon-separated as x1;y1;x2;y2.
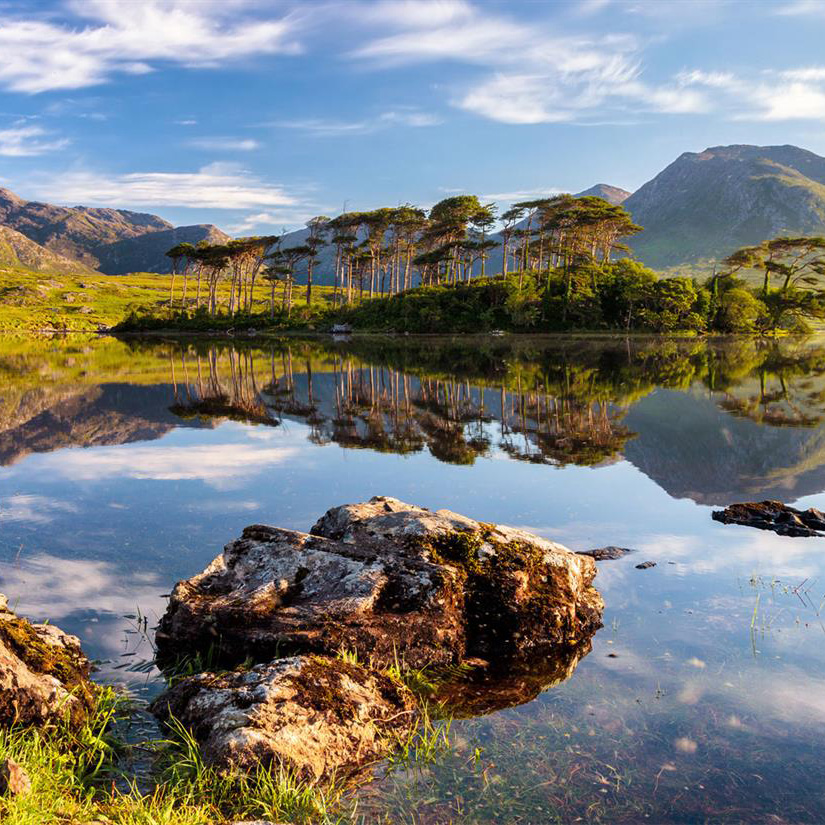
0;225;95;274
0;187;227;275
623;144;825;268
95;224;231;275
573;184;630;205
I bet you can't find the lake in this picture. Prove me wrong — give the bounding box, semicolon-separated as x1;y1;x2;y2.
3;333;825;823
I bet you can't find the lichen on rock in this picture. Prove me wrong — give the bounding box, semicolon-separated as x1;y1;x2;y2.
151;654;417;781
156;497;603;672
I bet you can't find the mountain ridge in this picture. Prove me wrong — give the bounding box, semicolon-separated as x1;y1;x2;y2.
623;144;825;267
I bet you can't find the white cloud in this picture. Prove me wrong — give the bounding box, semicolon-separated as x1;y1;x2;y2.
0;123;69;156
227;209;322;234
275;108;440;136
678;66;825;121
0;0;302;93
187;137;261;151
28;162;302;210
775;0;825;15
481;186;563;203
347;2;711;124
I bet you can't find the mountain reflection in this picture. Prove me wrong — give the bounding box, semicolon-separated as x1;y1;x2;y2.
4;335;825;503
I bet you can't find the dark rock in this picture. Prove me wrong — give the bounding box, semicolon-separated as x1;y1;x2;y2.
151;655;416;781
578;546;635;561
712;500;825;537
635;561;656;570
156;497;604;671
0;595;95;729
0;758;30;796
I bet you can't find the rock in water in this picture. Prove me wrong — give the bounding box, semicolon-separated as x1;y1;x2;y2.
150;655;416;781
712;500;825;537
155;497;603;669
0;597;95;729
578;546;636;561
0;758;31;796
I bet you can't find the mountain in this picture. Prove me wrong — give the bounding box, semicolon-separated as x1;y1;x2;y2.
624;144;825;268
94;224;231;275
0;187;171;271
0;225;95;274
574;184;630;205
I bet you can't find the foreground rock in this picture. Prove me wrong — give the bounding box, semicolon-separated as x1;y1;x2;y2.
151;655;416;781
0;595;95;729
712;500;825;537
156;497;603;670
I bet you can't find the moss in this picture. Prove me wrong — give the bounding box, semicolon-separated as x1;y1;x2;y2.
416;528;595;656
0;618;91;692
284;657;410;726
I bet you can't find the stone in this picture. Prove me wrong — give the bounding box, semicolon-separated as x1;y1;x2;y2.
0;600;95;729
0;758;30;796
712;500;825;537
155;497;603;670
635;561;656;570
578;546;636;561
151;655;416;781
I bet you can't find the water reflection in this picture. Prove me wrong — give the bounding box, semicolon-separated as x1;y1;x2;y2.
5;335;825;503
4;335;825;820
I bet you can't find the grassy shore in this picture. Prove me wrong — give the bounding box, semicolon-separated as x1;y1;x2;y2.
0;266;336;332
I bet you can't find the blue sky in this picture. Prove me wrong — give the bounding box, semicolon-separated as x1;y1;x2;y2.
2;0;825;234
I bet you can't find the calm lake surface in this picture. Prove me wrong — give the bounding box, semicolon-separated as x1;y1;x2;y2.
4;333;825;823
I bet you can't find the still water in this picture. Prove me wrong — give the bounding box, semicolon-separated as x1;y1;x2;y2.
3;334;825;823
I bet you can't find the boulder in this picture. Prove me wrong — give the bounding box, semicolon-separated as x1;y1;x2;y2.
151;655;416;781
712;500;825;537
0;596;95;729
155;497;603;670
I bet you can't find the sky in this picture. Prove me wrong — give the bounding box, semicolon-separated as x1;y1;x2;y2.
2;0;825;235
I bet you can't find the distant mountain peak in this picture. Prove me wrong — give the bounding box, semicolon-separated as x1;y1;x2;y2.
575;184;631;204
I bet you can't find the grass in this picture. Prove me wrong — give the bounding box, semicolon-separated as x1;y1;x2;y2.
0;264;337;332
0;649;460;825
0;686;348;825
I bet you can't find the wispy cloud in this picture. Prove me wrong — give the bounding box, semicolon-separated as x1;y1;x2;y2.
187;137;261;151
0;123;69;156
678;67;825;121
274;108;440;137
0;0;302;93
346;1;711;124
28;162;303;210
775;0;825;15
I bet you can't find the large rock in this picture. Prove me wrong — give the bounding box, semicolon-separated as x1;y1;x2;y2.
151;655;416;781
0;595;95;728
712;500;825;537
155;497;603;670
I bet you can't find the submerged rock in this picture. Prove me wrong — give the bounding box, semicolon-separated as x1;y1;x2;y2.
578;546;636;561
155;497;603;670
151;655;416;781
0;596;95;729
635;561;657;570
712;500;825;537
